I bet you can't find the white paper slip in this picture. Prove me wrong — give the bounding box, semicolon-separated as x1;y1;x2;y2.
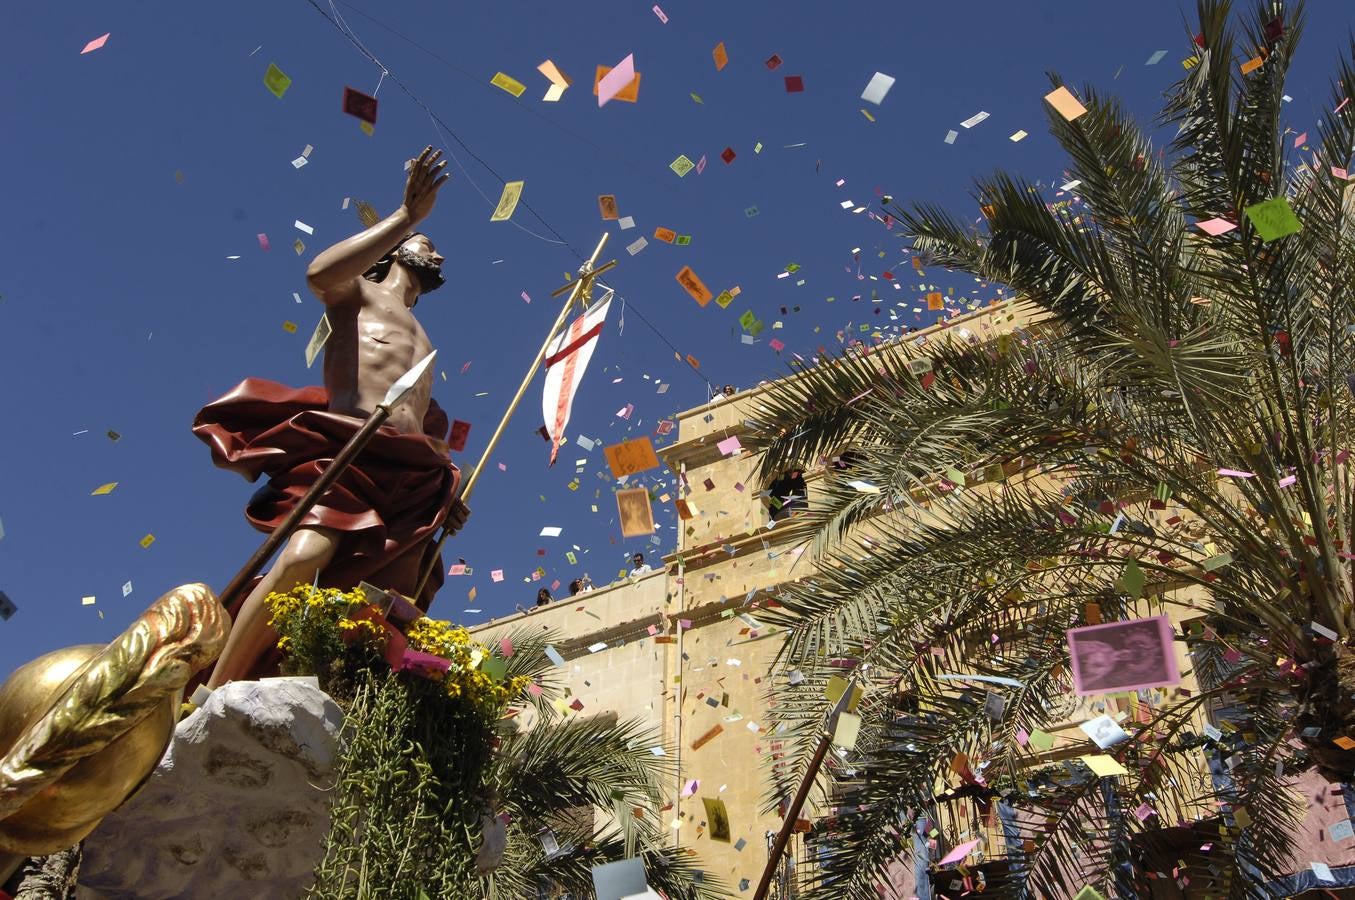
861;71;896;105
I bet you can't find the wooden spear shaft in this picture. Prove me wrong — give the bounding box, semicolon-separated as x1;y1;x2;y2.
412;233;613;597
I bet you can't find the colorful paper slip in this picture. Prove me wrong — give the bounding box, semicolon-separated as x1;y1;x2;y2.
305;314;331;368
342;87;378;125
1244;197;1302;242
1044;85;1088;121
1196;217;1237;236
490;72;527;98
712;41;728;71
675;266;713;306
938;839;980;866
263;63;291;98
81;33;110;55
604;436;661;478
593;62;640;104
490;181;525;222
702;797;731;842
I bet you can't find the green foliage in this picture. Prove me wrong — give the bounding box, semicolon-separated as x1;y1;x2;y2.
286;613;721;899
744;1;1355;897
306;667;484;899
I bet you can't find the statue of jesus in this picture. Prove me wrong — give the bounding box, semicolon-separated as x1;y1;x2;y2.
194;147;469;688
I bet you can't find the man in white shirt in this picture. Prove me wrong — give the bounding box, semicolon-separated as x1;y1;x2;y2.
629;553;652;576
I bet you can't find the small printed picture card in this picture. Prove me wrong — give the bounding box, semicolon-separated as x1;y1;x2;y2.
1066;615;1180;696
342;86;379;124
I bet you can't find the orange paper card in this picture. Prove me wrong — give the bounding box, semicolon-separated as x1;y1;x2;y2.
653;226;676;243
1044;85;1087;121
604;436;661;478
676;266;714;306
713;41;728;71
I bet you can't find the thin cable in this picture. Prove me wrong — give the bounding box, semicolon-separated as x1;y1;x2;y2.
330;0;693;208
423;112;567;245
301;0;719;391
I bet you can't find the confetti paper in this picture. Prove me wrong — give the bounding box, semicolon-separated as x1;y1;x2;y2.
81;33;110;54
1244;197;1302;242
263;63;291;98
490;181;525;222
342;87;378;125
675;266;713;306
491;72;527;97
1044;85;1088;121
604;437;660;478
712;42;728;71
861;72;895;105
597;54;637;106
593;62;641;104
1196;217;1238;236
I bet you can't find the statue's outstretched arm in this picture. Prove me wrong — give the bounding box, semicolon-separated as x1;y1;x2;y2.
305;146;448;303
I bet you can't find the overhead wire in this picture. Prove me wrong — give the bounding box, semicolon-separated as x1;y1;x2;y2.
304;0;721;392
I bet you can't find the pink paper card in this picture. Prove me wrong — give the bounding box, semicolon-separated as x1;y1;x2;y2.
716;435;742;456
1066;615;1180;696
598;53;636;106
938;838;980;866
397;649;452;677
1196;218;1237;236
81;33;110;54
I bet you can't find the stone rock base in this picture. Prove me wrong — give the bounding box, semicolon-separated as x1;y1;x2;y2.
76;678;342;900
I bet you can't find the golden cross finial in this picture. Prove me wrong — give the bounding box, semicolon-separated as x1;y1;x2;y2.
550;233;617;310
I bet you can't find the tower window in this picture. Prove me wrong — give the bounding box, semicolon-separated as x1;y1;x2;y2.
767;470;808;521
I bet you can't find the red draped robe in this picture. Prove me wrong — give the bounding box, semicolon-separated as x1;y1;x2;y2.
192;378;460;677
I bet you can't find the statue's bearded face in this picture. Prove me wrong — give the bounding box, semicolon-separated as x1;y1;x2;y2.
395;235;446;294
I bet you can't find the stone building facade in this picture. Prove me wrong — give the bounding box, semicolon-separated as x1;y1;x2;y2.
471;298;1355;898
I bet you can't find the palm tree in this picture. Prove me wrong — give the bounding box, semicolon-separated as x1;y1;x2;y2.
308;623;722;899
480;628;723;899
744;1;1355;896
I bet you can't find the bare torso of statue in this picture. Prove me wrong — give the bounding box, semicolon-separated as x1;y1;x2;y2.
205;147;467;690
323;272;435;436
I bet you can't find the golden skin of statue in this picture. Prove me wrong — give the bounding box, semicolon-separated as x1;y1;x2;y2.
0;583;229;858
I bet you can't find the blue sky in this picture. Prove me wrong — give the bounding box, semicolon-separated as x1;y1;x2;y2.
2;0;1350;667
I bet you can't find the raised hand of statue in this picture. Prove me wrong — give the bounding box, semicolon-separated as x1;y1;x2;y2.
401;146;449;226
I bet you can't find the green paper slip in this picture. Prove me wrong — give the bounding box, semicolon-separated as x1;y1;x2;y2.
1244;197;1302;242
1117;558;1146;598
264;63;292;98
